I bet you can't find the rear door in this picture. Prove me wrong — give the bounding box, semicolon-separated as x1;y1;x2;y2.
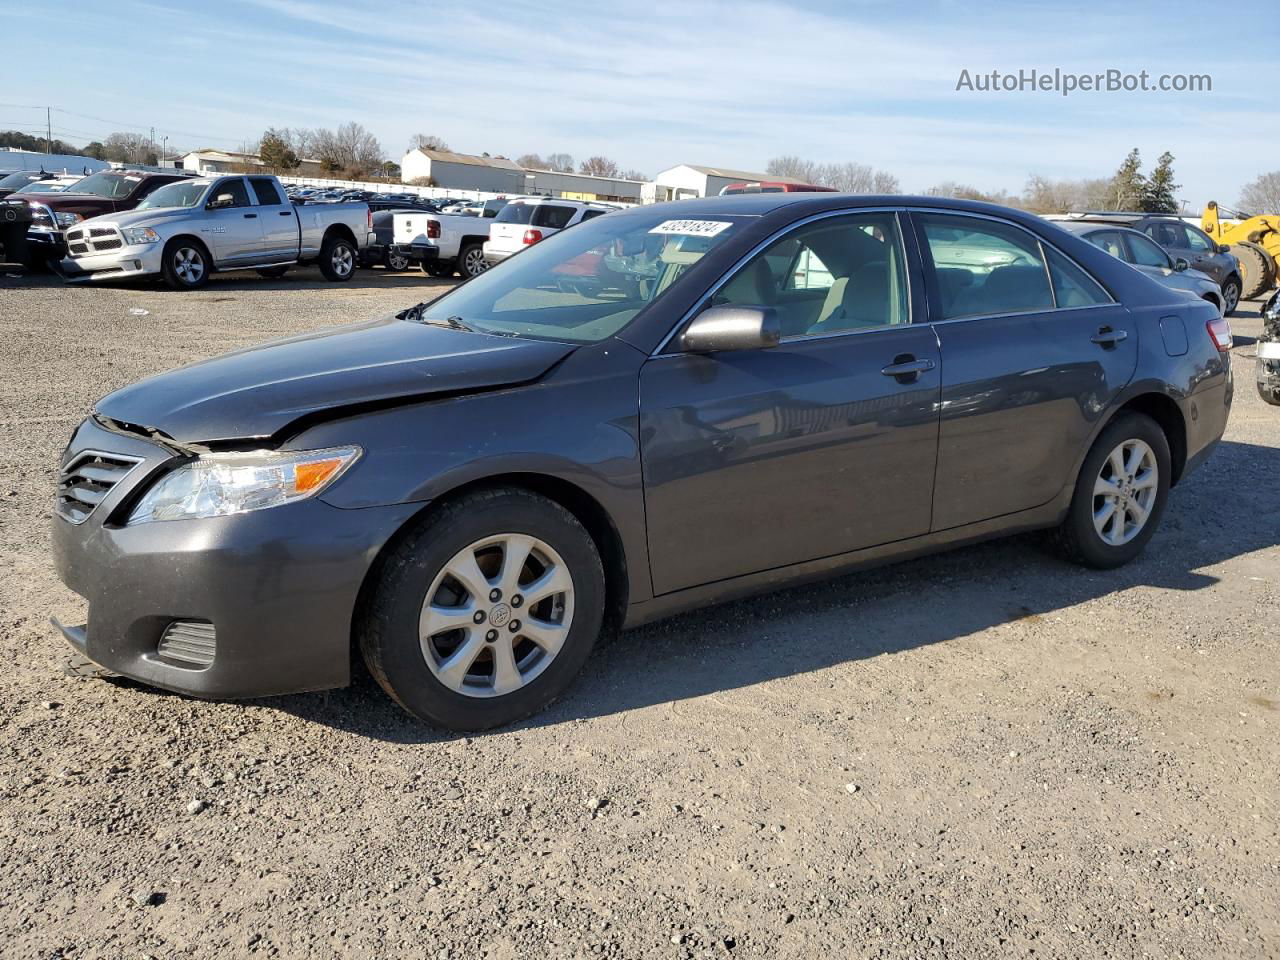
639;210;942;594
914;211;1137;531
203;178;264;266
530;203;576;239
248;177;297;261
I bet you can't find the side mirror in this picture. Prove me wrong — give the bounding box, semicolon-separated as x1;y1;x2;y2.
1173;257;1190;272
681;305;780;353
207;194;234;210
1217;243;1231;255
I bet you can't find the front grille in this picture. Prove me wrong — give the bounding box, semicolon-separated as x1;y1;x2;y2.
56;450;143;524
157;621;216;667
65;226;123;258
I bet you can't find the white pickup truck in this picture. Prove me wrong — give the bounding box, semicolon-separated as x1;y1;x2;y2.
60;174;373;290
390;198;513;279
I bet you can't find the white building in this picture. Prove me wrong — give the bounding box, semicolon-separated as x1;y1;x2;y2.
644;164;810;203
180;150;325;176
0;148;107;176
401;148;529;194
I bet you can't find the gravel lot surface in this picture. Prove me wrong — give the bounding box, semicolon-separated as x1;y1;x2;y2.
1;266;1276;959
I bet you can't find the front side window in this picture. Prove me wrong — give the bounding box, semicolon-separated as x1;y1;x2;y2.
418;212;750;343
712;212;908;338
919;213;1052;319
1126;233;1171;268
210;179;250;209
1184;225;1214;252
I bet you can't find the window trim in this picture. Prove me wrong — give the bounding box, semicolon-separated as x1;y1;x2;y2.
908;208;1116;326
651;207;915;357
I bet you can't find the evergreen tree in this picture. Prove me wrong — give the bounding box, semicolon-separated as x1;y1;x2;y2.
1141;151;1179;213
1108;148;1146;211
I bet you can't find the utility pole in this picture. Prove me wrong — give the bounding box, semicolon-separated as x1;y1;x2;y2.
46;107;51;154
150;126;155;164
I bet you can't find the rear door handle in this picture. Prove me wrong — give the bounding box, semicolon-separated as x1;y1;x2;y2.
880;357;936;379
1091;327;1128;347
278;211;292;216
244;213;257;219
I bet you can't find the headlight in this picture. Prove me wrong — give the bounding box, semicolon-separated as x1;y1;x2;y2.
127;446;360;524
54;212;83;228
122;226;160;245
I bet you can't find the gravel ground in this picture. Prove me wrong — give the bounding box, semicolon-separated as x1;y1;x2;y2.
0;266;1276;960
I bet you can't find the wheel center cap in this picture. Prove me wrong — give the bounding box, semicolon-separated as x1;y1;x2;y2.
488;603;512;627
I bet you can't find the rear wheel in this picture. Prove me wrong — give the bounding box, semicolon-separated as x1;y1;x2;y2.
383;248;410;271
458;243;488;279
1231;242;1274;300
1052;413;1170;569
160;239;209;291
319;234;356;282
359;488;606;730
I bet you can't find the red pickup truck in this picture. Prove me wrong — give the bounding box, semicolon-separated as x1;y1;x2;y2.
17;169;193;264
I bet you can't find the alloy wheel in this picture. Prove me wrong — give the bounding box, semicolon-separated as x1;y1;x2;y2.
331;244;354;277
463;249;487;277
1223;282;1240;315
420;534;574;698
1092;438;1158;546
174;247;204;284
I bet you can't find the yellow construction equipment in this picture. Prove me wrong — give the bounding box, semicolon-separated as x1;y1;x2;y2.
1202;202;1280;300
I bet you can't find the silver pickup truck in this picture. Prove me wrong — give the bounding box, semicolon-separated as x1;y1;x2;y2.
60;174;373;290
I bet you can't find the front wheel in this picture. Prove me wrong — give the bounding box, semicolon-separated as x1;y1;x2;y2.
358;488;606;730
160;239;210;291
1051;412;1171;569
319;234;357;282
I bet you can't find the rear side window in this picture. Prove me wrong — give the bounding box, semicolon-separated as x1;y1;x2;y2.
579;209;607;222
532;205;575;229
1145;222;1184;248
1086;230;1127;261
1045;247;1111;307
1125;233;1171;268
919;213;1052;319
249;178;283;205
495;203;534;224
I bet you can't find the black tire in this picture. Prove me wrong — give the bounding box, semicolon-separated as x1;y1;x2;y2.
1258;381;1280;406
383;248;410;272
1221;276;1241;317
423;259;453;278
160;238;210;291
318;233;357;282
1230;242;1273;300
457;243;488;279
256;265;289;279
358;488;607;730
1051;412;1171;569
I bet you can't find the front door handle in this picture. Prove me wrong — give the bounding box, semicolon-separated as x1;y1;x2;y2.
279;210;292;216
244;213;257;219
1091;326;1128;347
880;356;936;380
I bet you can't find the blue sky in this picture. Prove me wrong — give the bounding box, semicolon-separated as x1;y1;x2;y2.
3;0;1275;206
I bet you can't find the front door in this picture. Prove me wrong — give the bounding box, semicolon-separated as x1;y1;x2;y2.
913;212;1138;531
639;211;942;595
202;177;264;266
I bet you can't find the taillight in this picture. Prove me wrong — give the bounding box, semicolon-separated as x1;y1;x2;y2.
1206;316;1233;352
523;229;543;245
427;219;441;239
367;208;372;232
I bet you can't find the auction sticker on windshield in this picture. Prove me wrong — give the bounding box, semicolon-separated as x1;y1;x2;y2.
649;220;733;237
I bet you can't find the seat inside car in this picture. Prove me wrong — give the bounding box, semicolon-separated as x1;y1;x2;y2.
950;264;1052;318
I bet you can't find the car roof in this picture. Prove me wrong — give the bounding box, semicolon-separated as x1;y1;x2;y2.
1052;221;1147;239
612;192;1075;222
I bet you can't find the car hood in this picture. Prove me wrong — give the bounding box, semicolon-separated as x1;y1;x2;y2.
105;205;204;229
95;315;577;444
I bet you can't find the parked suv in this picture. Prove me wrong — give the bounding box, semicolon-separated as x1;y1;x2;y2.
482;198;612;265
1054;212;1242;314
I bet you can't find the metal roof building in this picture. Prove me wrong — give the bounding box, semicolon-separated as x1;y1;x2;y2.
645;164;809;203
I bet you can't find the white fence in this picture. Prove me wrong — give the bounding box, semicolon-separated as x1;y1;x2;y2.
275;175;510;203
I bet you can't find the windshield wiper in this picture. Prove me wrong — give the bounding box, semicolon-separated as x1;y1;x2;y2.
398;304;478;333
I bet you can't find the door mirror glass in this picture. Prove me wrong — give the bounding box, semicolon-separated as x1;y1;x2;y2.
1217;243;1231;255
681;306;780;353
1173;257;1190;272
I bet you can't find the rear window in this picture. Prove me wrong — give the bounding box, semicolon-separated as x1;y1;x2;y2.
532;205;575;229
495;203;535;225
249;178;283;205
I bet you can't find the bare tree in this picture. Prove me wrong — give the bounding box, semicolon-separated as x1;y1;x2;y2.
312;122;384;178
766;155;820;182
1022;174;1111;213
1239;171;1280;215
409;133;450;153
544;152;574;173
102;132;156;165
579;156;620;178
620;169;648;182
516;153;545;169
766;155;897;193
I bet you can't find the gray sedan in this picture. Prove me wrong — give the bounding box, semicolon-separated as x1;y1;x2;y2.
52;194;1233;730
1050;220;1227;315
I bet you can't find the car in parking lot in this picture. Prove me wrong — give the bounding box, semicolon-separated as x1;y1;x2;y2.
1052;212;1242;314
0;169;56;198
50;194;1232;730
482;197;611;265
59;174;372;289
1049;220;1227;314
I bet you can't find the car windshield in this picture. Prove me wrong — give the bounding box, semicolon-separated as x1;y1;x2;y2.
414;211;750;343
0;171;45;189
137;181;208;210
64;172;141;198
